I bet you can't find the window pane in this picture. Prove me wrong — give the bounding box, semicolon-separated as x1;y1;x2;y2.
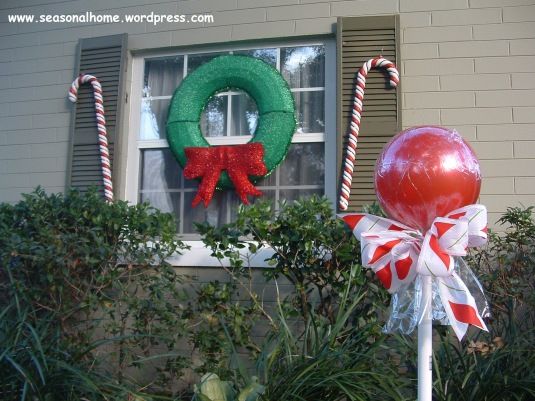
183;191;228;233
279;188;323;203
279;143;324;186
144;56;183;97
294;90;325;133
234;48;277;67
184;176;199;189
281;46;324;88
227;192;241;223
256;170;276;187
188;52;226;73
231;92;258;136
140;192;181;230
141;149;181;190
229;190;275;221
140;98;169;140
137;44;328;235
201;95;228;137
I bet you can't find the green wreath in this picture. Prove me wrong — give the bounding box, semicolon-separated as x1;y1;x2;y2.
166;55;296;189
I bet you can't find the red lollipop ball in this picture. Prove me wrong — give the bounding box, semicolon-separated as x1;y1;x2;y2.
375;126;481;232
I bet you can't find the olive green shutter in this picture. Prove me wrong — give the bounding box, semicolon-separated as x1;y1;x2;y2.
67;33;128;196
337;15;401;212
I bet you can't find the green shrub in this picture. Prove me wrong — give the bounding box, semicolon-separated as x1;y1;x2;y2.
196;197;406;400
3;188;534;400
432;328;535;401
0;300;130;401
197;198;535;401
256;266;407;401
431;207;535;401
197;196;389;328
0;188;189;400
186;280;262;377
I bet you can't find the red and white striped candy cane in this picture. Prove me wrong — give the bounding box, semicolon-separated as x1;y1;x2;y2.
339;57;399;211
68;74;113;203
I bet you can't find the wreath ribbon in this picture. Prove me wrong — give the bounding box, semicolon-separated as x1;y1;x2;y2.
184;143;267;208
342;204;489;340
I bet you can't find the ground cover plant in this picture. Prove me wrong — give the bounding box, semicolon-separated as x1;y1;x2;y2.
431;207;535;401
195;199;535;401
0;188;189;400
1;189;534;400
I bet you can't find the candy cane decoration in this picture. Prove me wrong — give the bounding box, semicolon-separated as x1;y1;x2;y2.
68;74;113;202
339;57;399;211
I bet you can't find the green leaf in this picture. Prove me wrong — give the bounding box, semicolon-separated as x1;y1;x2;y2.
196;373;236;401
237;377;265;401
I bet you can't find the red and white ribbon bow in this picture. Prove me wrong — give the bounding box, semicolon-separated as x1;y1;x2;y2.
342;205;489;340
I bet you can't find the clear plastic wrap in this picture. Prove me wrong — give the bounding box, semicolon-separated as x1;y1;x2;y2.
382;257;490;335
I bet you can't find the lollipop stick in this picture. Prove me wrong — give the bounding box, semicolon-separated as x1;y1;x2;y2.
418;275;433;401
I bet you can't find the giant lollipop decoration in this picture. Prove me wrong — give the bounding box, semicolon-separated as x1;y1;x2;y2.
343;126;488;336
375;126;482;232
341;126;490;401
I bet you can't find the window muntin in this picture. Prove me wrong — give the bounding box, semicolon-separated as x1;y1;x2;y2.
136;43;328;235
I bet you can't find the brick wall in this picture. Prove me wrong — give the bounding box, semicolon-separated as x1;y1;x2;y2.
1;0;534;226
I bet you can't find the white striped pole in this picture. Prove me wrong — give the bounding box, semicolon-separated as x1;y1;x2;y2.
68;74;113;203
338;57;399;211
418;275;433;401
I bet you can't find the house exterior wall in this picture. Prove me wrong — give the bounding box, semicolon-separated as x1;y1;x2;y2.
0;0;534;229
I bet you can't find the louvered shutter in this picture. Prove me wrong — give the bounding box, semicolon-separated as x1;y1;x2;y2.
67;34;127;196
337;16;401;212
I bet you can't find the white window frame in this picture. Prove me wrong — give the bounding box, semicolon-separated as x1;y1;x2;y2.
125;38;337;267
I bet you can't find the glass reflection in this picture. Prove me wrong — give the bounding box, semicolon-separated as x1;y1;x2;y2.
280;143;324;186
294;91;325;133
141;149;181;190
279;188;323;203
201;95;227;137
140;88;160;140
139;98;170;140
231;92;258;136
144;56;183;97
183;191;227;233
234;48;277;67
140;192;180;231
256;170;276;187
188;52;226;73
281;46;325;88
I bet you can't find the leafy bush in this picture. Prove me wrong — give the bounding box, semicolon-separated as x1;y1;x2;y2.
197;196;389;328
256;266;407;401
468;206;535;333
0;188;188;400
431;207;535;401
432;329;535;401
196;197;405;400
3;188;534;401
197;199;535;401
0;301;129;400
186;280;262;377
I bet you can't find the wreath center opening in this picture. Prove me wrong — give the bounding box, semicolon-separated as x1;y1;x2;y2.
201;90;259;139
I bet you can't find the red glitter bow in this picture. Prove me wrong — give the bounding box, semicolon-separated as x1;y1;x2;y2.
184;143;267;208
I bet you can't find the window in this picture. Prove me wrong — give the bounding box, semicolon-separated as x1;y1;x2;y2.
126;40;336;238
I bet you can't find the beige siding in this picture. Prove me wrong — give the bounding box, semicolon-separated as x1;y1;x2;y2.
0;0;534;227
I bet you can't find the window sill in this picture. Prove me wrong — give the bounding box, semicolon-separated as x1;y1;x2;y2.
167;240;274;268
